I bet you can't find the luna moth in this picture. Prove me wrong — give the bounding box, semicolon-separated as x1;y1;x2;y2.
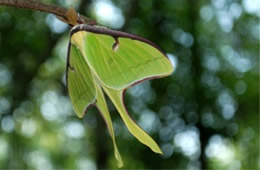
66;10;173;167
0;1;173;167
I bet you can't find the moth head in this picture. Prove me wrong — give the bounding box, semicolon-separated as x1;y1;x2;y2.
55;8;78;26
56;8;96;27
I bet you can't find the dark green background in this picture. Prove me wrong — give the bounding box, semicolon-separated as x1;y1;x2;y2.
0;0;259;169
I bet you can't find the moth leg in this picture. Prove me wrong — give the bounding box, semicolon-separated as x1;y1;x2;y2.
112;37;119;51
68;65;76;72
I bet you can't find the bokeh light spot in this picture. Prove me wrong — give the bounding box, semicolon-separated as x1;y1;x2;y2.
93;0;125;29
1;116;15;133
167;53;178;73
174;128;200;158
200;6;213;22
161;143;174;158
64;121;85;139
0;138;8;160
21;119;37;137
46;14;68;34
0;63;12;87
234;80;247;95
206;135;235;165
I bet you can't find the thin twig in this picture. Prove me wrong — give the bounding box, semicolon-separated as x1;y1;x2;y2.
0;0;93;24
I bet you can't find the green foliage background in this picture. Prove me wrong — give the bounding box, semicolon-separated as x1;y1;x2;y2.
0;0;259;169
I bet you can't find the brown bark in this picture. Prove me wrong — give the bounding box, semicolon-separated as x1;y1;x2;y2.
0;0;92;24
189;0;209;169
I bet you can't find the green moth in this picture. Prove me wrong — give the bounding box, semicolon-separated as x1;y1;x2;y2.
66;24;174;167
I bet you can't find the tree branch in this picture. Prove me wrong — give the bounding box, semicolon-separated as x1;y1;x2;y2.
0;0;94;25
0;0;67;17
